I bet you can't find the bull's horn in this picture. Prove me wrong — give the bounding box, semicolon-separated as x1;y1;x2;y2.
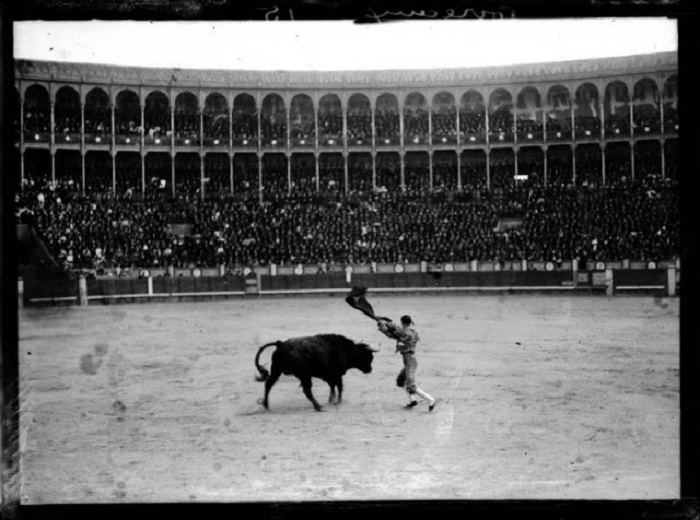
366;344;381;352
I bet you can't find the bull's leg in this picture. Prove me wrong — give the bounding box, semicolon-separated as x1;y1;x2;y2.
299;377;323;412
328;383;336;404
262;363;283;410
336;378;343;404
327;378;343;405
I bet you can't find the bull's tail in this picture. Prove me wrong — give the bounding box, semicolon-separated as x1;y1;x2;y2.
254;342;279;382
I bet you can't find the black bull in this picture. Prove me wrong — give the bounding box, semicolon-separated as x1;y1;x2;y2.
254;334;379;412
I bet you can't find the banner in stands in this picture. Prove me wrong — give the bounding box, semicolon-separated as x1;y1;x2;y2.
168;224;193;236
495;217;524;233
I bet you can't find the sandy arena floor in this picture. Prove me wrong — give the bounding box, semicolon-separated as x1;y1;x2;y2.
18;293;679;503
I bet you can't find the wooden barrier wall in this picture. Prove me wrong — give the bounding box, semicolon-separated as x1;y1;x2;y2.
19;268;677;307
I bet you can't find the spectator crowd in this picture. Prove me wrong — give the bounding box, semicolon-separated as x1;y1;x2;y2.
17;162;679;273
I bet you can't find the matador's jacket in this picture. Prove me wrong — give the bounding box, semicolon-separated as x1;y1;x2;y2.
378;321;419;393
380;321;419;354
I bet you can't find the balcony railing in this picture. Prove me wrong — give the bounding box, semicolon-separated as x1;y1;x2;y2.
489;130;515;144
461;131;487;145
432;134;458;145
404;134;430;146
56;132;81;144
115;133;141;145
376;135;400;147
261;136;287;149
17;115;679;152
174;133;200;147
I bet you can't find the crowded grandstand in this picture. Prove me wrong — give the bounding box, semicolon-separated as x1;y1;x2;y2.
13;52;679;275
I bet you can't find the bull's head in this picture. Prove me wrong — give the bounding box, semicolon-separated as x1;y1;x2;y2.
355;341;380;374
358;338;380;353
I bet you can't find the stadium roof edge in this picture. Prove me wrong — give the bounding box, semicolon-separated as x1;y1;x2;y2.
14;51;678;89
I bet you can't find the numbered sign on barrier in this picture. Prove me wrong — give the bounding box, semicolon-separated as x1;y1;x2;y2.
545;262;554;272
139;269;150;278
444;263;454;272
647;261;657;270
294;264;303;275
192;268;202;278
394;264;405;273
595;262;605;271
494;262;502;271
243;267;252;277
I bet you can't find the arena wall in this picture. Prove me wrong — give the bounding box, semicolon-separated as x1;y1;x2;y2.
19;267;676;307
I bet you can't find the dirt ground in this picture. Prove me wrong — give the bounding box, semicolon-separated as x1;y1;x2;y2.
18;293;679;503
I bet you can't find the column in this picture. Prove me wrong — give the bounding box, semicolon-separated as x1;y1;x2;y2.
315;152;320;192
230;153;234;195
314;102;319;150
629;94;635;140
343;152;349;195
258;154;263;204
543;146;548;187
601;144;606;186
372;152;376;191
631;144;635;183
112;151;116;195
199;107;204;147
514;148;519;178
485;108;490;146
456;150;462;191
50;101;55;145
81;151;86;194
286;107;291;151
456;104;461;147
167;153;174;196
660;89;665;136
429;152;433;190
21;152;25;186
200;153;205;201
486;150;490;190
110;104;115;149
342;105;348;149
257;104;262;150
400;153;405;191
51;150;56;184
570;100;575;141
142;152;147;195
399;104;404;150
600;94;605;140
661;139;666;180
20;96;24;149
287;153;292;194
371;102;376;149
229;106;234;149
542;107;547;141
141;104;145;149
80;102;85;148
572;145;576;185
428;107;432;145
